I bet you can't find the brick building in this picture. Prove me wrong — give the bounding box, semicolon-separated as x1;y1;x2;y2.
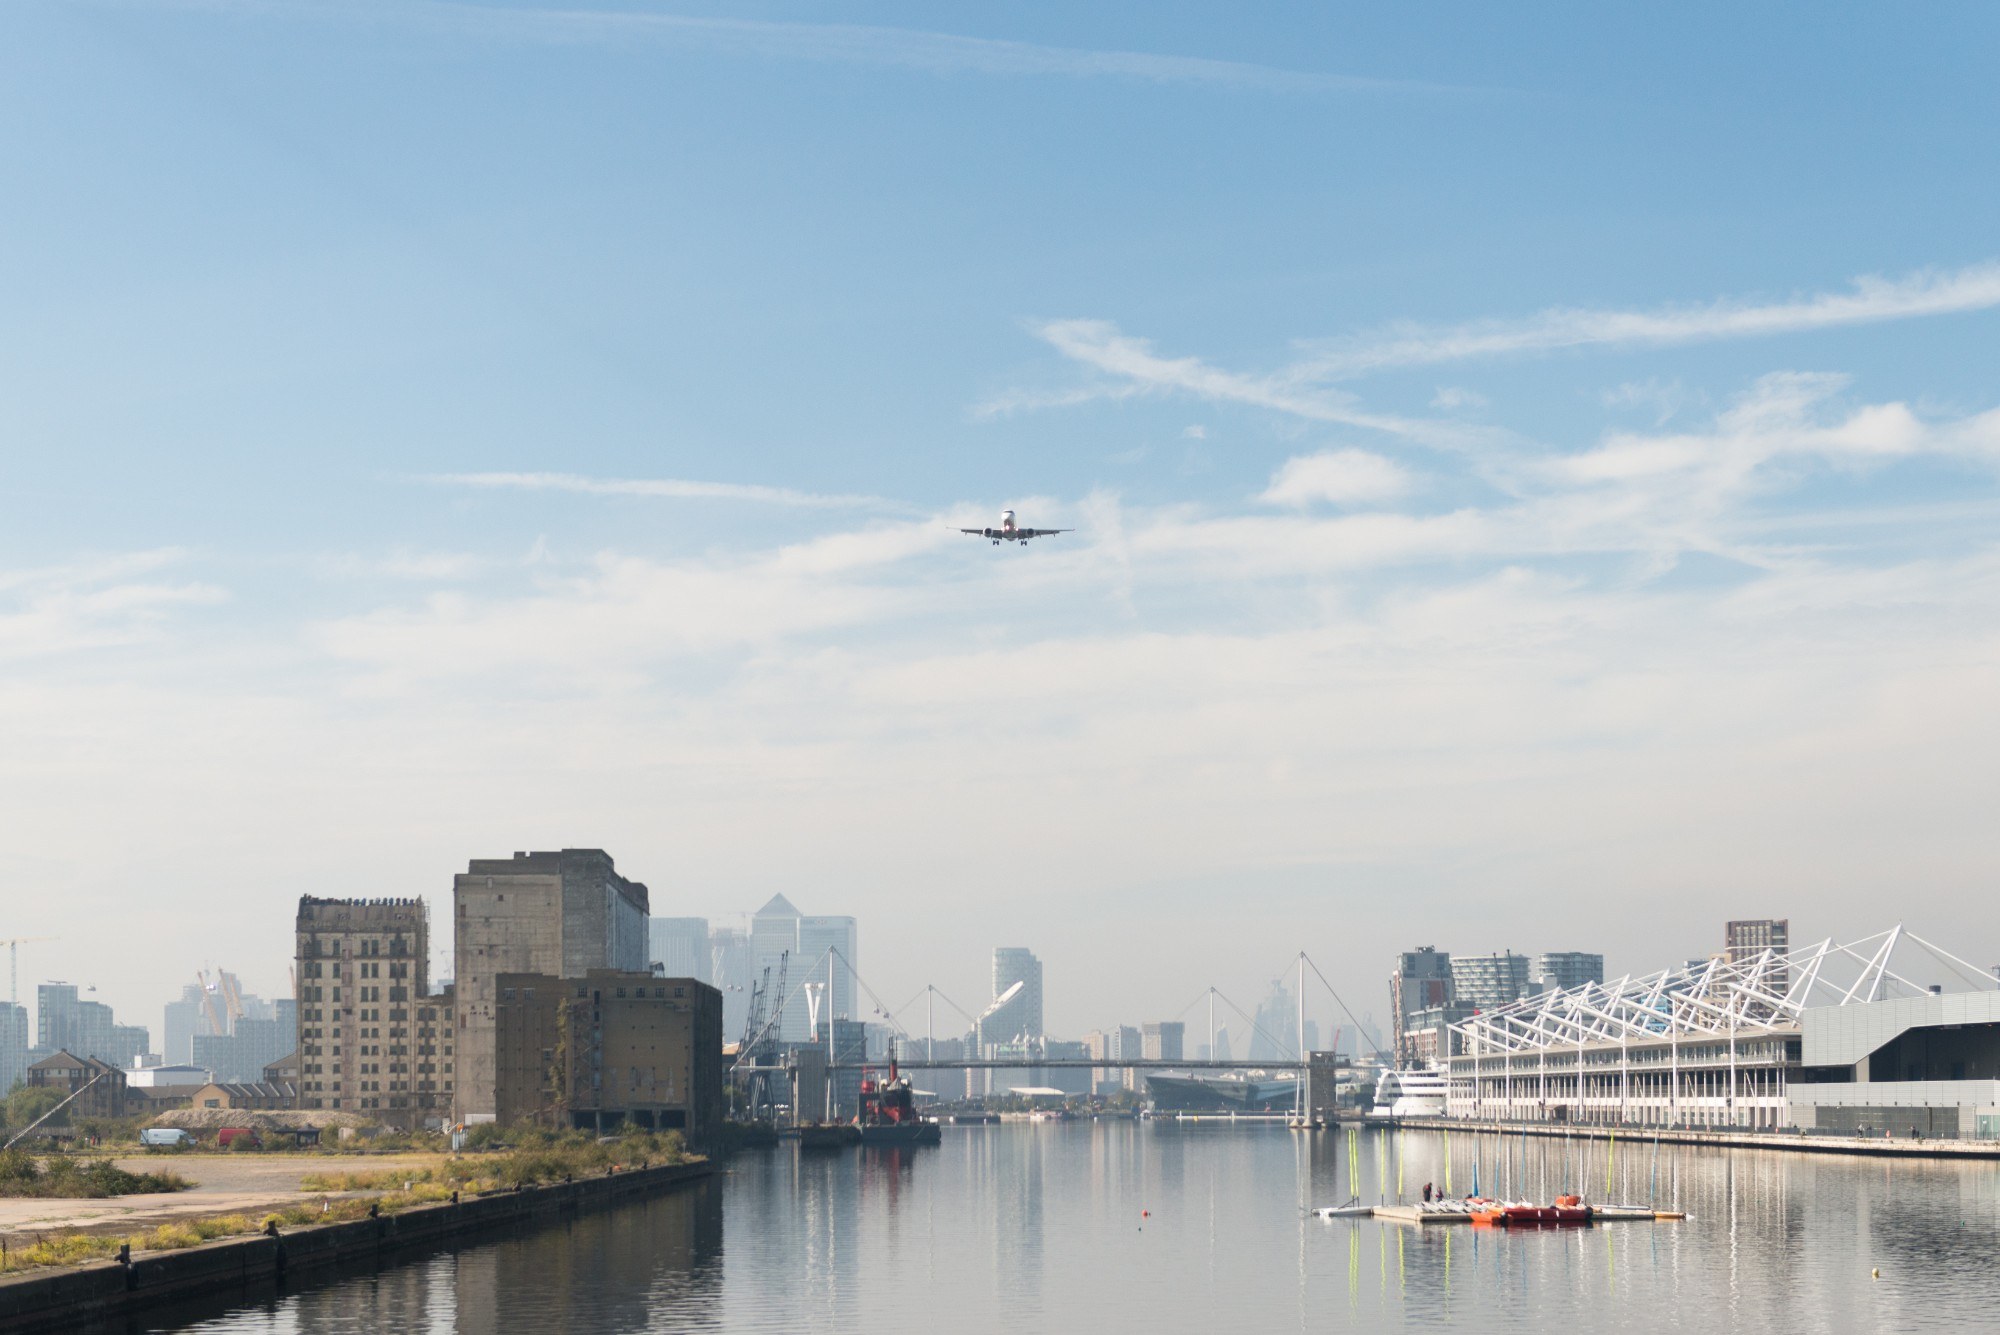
295;896;453;1128
25;1051;127;1119
493;969;722;1136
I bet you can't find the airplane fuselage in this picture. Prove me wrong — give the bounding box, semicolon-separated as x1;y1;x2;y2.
961;508;1070;546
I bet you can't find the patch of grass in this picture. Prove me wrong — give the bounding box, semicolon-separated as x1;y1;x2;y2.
300;1128;687;1197
0;1150;190;1199
0;1126;695;1273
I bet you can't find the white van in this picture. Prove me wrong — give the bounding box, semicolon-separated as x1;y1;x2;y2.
139;1127;194;1149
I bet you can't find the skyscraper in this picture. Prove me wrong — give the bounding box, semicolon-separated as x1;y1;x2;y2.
1390;947;1454;1068
977;948;1043;1050
1248;978;1299;1060
1533;952;1605;993
751;895;806;1042
0;1002;28;1094
1142;1021;1184;1061
741;898;861;1045
1726;918;1792;1009
163;985;212;1066
1110;1023;1142;1090
709;926;754;1042
1450;952;1534;1013
1725;919;1790;961
649;917;710;981
35;983;142;1064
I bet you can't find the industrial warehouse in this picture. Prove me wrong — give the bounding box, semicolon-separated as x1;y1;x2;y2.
1444;927;2000;1136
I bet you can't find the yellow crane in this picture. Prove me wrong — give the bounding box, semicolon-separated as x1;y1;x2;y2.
0;937;56;1006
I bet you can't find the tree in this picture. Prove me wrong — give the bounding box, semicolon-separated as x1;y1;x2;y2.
4;1085;66;1131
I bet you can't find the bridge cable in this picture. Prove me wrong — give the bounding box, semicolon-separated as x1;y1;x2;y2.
830;947;913;1040
1211;987;1300;1064
1303;952;1387;1054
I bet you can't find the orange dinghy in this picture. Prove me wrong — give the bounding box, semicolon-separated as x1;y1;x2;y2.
1475;1195;1596;1227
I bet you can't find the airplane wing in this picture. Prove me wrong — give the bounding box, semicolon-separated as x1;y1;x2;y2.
960;528;999;538
1017;529;1072;539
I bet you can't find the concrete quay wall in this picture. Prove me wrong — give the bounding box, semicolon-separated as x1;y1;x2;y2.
1367;1116;2000;1159
0;1159;713;1334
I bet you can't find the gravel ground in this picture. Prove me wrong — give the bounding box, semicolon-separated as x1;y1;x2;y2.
0;1153;450;1241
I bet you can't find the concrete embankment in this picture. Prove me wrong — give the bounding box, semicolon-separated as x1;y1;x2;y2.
0;1159;712;1334
1378;1117;2000;1159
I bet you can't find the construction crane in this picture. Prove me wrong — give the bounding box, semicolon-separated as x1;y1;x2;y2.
0;937;56;1006
194;969;248;1036
218;970;244;1023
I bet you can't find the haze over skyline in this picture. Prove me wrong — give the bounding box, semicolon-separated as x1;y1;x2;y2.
4;3;1999;1040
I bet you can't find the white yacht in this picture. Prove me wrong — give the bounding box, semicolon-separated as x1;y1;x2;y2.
1369;1068;1448;1119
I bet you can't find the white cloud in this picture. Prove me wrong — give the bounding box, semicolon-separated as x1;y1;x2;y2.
989;264;2000;438
981;318;1458;444
1293;262;2000;380
1549;373;1954;491
0;549;225;660
150;0;1456;96
1431;386;1488;411
430;471;893;509
14;378;2000;1037
1259;450;1412;507
1183;424;1208;439
316;549;489;581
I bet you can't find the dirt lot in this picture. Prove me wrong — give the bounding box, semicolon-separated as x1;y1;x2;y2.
0;1153;451;1242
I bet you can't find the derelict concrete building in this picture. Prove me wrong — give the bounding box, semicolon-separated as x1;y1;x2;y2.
453;849;649;1123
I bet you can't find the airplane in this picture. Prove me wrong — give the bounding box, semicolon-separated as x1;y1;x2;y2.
960;509;1072;546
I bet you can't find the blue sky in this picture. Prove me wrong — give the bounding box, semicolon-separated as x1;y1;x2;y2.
5;1;2000;1041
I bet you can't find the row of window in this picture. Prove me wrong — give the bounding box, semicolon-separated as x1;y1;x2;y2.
300;933;413;958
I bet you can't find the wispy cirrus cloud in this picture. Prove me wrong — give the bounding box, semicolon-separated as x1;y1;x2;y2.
977;319;1466;445
1291;262;2000;380
429;471;897;510
991;264;2000;434
0;548;226;660
128;0;1462;96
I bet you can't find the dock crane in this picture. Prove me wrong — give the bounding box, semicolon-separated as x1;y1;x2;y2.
0;937;56;1006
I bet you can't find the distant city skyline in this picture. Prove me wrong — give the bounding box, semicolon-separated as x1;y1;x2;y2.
0;897;1815;1098
6;0;1997;1050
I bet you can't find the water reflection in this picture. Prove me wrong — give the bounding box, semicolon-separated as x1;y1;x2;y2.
150;1124;2000;1334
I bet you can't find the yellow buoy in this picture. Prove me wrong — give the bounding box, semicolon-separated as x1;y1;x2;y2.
1872;1268;1881;1280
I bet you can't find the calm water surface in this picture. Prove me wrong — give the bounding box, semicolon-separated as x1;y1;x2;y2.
143;1124;2000;1333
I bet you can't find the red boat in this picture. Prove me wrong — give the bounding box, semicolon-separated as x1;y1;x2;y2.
855;1062;942;1147
1470;1194;1594;1227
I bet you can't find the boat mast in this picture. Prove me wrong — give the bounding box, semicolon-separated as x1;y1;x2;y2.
1296;952;1305;1118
